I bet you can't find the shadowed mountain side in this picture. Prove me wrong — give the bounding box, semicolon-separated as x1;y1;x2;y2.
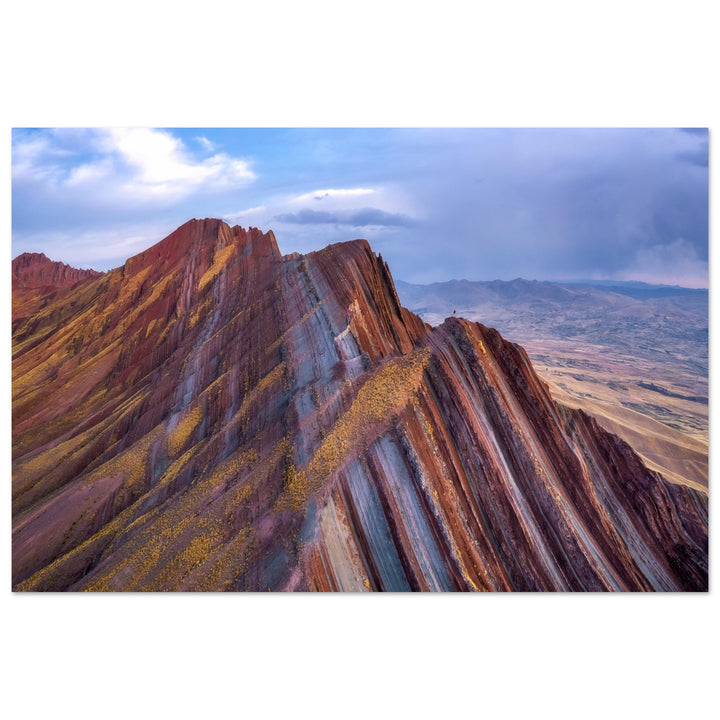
11;221;708;591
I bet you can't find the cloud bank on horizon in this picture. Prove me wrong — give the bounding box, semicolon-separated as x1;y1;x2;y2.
12;127;709;288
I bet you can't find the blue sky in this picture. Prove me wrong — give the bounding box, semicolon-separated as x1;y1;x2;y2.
11;127;709;287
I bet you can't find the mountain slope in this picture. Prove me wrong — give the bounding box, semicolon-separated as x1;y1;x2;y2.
11;220;708;591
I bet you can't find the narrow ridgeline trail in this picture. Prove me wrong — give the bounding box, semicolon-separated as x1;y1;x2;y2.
12;219;708;591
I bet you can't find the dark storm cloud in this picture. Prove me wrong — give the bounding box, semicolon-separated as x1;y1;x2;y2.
275;207;414;227
347;208;414;227
386;128;709;286
675;128;709;168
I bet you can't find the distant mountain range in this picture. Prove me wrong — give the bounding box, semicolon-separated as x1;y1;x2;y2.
396;278;708;376
11;221;708;591
561;278;708;299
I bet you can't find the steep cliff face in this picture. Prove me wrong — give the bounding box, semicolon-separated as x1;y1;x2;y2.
11;220;708;591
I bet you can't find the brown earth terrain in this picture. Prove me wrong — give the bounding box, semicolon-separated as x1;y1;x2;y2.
11;221;708;591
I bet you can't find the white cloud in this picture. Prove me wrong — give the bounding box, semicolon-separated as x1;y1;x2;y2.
13;128;256;203
66;157;114;186
195;135;215;152
284;185;420;219
218;184;422;250
222;205;268;224
12;134;68;182
99;128;256;198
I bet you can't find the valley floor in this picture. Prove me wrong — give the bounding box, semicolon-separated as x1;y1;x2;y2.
523;338;708;492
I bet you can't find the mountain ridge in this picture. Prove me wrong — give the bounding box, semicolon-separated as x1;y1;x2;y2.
12;220;708;591
395;275;708;493
12;251;104;288
396;276;708;294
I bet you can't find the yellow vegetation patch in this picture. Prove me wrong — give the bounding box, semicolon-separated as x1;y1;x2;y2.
226;362;286;434
197;447;258;490
117;265;152;307
282;463;309;513
84;513;196;591
198;244;236;291
96;443;203;548
13;354;61;398
15;510;136;592
189;298;211;329
15;416;111;491
122;273;176;331
82;442;263;590
256;362;285;394
14;429;165;592
167;405;202;457
284;348;432;509
17;386;148;479
156;526;219;588
84;427;160;496
15;433;202;592
192;524;255;591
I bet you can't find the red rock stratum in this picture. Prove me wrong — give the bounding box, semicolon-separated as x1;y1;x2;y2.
12;219;708;591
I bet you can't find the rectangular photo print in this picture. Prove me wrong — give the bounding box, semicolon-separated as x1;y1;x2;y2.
11;128;709;591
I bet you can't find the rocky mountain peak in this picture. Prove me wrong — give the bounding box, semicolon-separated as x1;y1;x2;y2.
12;251;103;289
123;218;280;278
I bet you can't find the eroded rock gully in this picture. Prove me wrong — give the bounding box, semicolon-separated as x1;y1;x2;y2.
11;219;708;591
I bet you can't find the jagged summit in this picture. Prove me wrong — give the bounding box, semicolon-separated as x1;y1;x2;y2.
123;219;280;278
12;251;103;289
12;252;105;326
11;221;708;591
